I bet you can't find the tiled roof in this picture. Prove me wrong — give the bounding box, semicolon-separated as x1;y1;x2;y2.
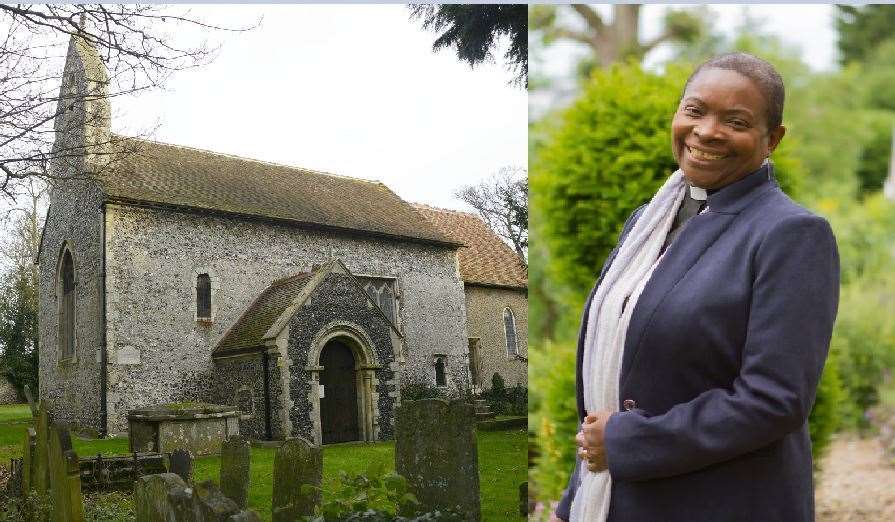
414;204;527;289
214;272;313;355
100;137;457;246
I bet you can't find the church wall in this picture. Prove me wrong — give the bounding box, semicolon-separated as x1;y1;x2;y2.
286;273;399;442
464;285;529;389
103;205;468;434
37;178;105;433
208;354;267;439
37;32;113;434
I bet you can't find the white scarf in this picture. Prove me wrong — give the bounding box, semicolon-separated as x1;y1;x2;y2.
570;171;686;521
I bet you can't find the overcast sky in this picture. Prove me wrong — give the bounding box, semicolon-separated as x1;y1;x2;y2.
110;5;528;212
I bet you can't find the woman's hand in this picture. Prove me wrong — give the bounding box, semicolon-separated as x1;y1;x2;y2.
576;410;612;472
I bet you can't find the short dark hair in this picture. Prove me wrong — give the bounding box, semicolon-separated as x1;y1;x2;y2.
683;52;785;130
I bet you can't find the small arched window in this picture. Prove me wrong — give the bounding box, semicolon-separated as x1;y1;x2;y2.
196;274;211;320
434;355;447;387
60;249;76;359
503;307;518;357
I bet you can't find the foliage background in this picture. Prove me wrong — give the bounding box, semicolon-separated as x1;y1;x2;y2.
529;4;895;504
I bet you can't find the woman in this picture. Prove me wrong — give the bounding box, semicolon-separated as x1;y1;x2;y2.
552;53;839;522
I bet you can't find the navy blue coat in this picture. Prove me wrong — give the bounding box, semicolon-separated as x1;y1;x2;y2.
555;169;840;522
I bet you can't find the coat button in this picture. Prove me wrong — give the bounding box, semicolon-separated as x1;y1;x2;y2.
622;399;636;411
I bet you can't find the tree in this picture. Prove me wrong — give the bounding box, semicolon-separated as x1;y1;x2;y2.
454;166;528;262
409;4;527;87
530;5;703;69
0;263;39;397
0;4;249;199
836;4;895;65
0;179;45;397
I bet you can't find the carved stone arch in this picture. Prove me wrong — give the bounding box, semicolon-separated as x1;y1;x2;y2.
306;321;382;445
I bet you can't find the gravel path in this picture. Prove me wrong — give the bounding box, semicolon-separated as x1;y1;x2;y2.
816;434;895;521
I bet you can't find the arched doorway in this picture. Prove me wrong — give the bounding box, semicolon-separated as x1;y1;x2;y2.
319;339;360;443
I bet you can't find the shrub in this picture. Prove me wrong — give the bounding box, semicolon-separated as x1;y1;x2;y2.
401;382;443;402
529;338;578;503
830;271;895;431
305;464;465;522
808;347;844;467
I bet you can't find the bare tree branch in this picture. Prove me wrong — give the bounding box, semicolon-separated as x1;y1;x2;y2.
455;166;528;264
0;4;255;203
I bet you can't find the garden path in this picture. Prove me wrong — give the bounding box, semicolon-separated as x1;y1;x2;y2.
816;434;895;521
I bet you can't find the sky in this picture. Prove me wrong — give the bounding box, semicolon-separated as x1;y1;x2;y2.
531;4;837;117
109;5;528;212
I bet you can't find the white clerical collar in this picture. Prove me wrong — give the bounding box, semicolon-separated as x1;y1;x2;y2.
689;185;708;201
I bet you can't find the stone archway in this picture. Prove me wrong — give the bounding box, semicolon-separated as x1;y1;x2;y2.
307;322;381;445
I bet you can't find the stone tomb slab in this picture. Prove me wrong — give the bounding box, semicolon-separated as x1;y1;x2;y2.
128;403;239;456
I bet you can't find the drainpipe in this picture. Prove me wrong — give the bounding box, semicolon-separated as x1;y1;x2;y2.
262;351;272;440
99;203;108;437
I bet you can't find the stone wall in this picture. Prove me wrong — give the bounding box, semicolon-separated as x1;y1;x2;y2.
286;272;398;443
208;355;268;439
464;285;528;388
103;204;468;433
37;34;112;433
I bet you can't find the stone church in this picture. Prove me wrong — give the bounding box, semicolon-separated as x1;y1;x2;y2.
38;35;476;444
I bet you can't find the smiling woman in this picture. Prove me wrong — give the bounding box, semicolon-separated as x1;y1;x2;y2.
550;53;840;522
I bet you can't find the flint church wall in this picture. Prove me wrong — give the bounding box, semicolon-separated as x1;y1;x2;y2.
102;204;468;434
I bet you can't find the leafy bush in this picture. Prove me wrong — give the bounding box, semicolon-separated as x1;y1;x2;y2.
305;463;465;522
480;374;527;416
808;348;844;466
401;382;443;402
830;272;895;431
529;338;578;503
0;491;49;522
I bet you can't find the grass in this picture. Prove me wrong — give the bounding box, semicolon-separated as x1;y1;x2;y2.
0;404;526;521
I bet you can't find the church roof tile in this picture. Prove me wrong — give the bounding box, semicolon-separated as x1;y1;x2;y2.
100;137;457;247
413;204;527;289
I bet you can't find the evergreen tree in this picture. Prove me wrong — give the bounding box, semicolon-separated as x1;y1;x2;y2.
409;4;527;87
836;5;895;65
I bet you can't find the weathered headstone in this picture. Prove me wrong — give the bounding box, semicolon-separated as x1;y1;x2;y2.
23;384;37;417
395;399;481;521
135;473;187;522
34;401;51;494
21;427;36;495
195;480;241;520
220;436;251;508
47;423;85;522
169;448;193;484
271;437;322;522
136;473;262;522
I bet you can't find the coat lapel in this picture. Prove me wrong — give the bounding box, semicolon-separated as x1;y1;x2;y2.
619;166;776;389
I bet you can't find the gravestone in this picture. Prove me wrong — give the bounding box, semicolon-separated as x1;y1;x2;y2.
169;448;193;484
135;473;185;522
194;481;241;520
136;473;261;521
220;436;251;508
395;399;481;521
34;401;51;494
23;384;37;417
271;437;322;521
47;423;85;522
21;427;36;495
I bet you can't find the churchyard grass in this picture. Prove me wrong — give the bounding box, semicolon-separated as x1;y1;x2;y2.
0;403;526;521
